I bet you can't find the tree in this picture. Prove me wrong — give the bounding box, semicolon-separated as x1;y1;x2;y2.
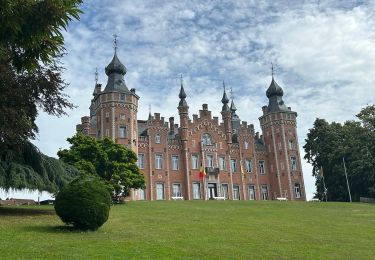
0;141;79;193
58;135;146;200
0;0;82;152
356;105;375;132
304;106;375;201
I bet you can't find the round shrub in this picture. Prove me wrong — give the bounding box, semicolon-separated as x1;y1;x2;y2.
54;177;111;230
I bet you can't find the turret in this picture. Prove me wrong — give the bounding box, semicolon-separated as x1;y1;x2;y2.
221;82;232;144
177;76;189;141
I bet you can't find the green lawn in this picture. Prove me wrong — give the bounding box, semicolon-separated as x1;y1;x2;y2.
1;201;374;259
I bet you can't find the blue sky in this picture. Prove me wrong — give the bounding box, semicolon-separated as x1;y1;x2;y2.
2;0;375;200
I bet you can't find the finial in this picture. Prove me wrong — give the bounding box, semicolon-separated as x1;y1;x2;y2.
94;67;98;85
271;62;274;78
149;104;152;114
113;33;118;53
223;81;226;91
180;74;183;86
230;86;233;100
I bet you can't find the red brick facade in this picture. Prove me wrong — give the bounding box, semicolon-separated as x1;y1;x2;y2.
76;53;306;201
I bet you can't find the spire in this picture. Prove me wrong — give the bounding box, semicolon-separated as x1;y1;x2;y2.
230;100;237;112
103;36;129;92
148;104;152;122
221;81;229;112
178;75;188;107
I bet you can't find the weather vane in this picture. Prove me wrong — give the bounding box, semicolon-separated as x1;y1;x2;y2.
94;67;98;85
113;33;118;53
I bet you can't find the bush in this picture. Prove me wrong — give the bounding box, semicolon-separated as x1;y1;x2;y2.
54;177;111;230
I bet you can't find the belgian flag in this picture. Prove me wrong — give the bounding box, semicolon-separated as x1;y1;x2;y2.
199;161;206;179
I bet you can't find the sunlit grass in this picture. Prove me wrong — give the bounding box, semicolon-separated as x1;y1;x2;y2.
1;201;374;259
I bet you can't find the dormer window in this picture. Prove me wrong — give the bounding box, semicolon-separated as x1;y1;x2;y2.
202;133;213;146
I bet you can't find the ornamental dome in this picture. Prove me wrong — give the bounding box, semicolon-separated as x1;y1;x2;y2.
266;77;284;98
105;53;126;76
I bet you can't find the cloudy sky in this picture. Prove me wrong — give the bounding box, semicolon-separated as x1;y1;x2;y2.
3;0;374;200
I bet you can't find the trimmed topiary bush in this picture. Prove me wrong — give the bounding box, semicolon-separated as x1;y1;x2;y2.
54;177;111;230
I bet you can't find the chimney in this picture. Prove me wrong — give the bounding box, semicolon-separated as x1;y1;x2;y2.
202;104;208;111
169;117;174;133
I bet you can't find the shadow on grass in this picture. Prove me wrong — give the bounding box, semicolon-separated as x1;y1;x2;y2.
0;206;55;216
22;225;86;234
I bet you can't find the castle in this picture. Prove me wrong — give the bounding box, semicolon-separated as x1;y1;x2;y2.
76;50;306;201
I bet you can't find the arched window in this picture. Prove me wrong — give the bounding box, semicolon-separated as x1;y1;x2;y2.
155;133;161;144
201;133;213;145
244;141;249;149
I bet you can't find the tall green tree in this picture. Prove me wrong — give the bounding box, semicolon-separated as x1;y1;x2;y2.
58;135;146;200
304;106;375;201
0;0;82;152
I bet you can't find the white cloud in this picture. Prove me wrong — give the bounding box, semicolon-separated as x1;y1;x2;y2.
26;0;375;200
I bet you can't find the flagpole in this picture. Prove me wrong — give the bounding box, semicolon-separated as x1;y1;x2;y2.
342;157;352;202
320;166;328;202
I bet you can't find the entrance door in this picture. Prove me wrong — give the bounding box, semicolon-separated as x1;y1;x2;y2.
207;183;217;199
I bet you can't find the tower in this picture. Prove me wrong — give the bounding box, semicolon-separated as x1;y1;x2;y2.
221;83;232;145
94;48;139;153
177;77;191;200
259;76;306;200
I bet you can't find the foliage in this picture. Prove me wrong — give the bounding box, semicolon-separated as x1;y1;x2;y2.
1;202;375;258
0;141;79;193
0;0;82;152
304;106;375;201
356;105;375;132
58;134;146;200
54;177;111;230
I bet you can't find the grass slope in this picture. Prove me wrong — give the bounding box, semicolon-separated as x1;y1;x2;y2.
0;201;374;259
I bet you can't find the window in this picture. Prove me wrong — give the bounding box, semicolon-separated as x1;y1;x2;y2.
155;133;161;144
261;185;269;200
191;155;198;169
155;154;163;169
118;126;127;138
156;183;164;200
193;183;201;199
245;159;252;173
105;129;110;137
172;183;181;197
222;184;229;199
219;156;226;170
244;141;249;149
259;160;266;174
137;154;145;169
105;112;109;118
206;155;213;167
288;140;295;149
137;189;146;200
233;186;240;200
192;140;195;148
171;155;179;170
119;93;126;101
294;183;301;198
291;156;297;170
202;133;213;145
230;159;237;173
278;142;282;150
248;186;256;200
